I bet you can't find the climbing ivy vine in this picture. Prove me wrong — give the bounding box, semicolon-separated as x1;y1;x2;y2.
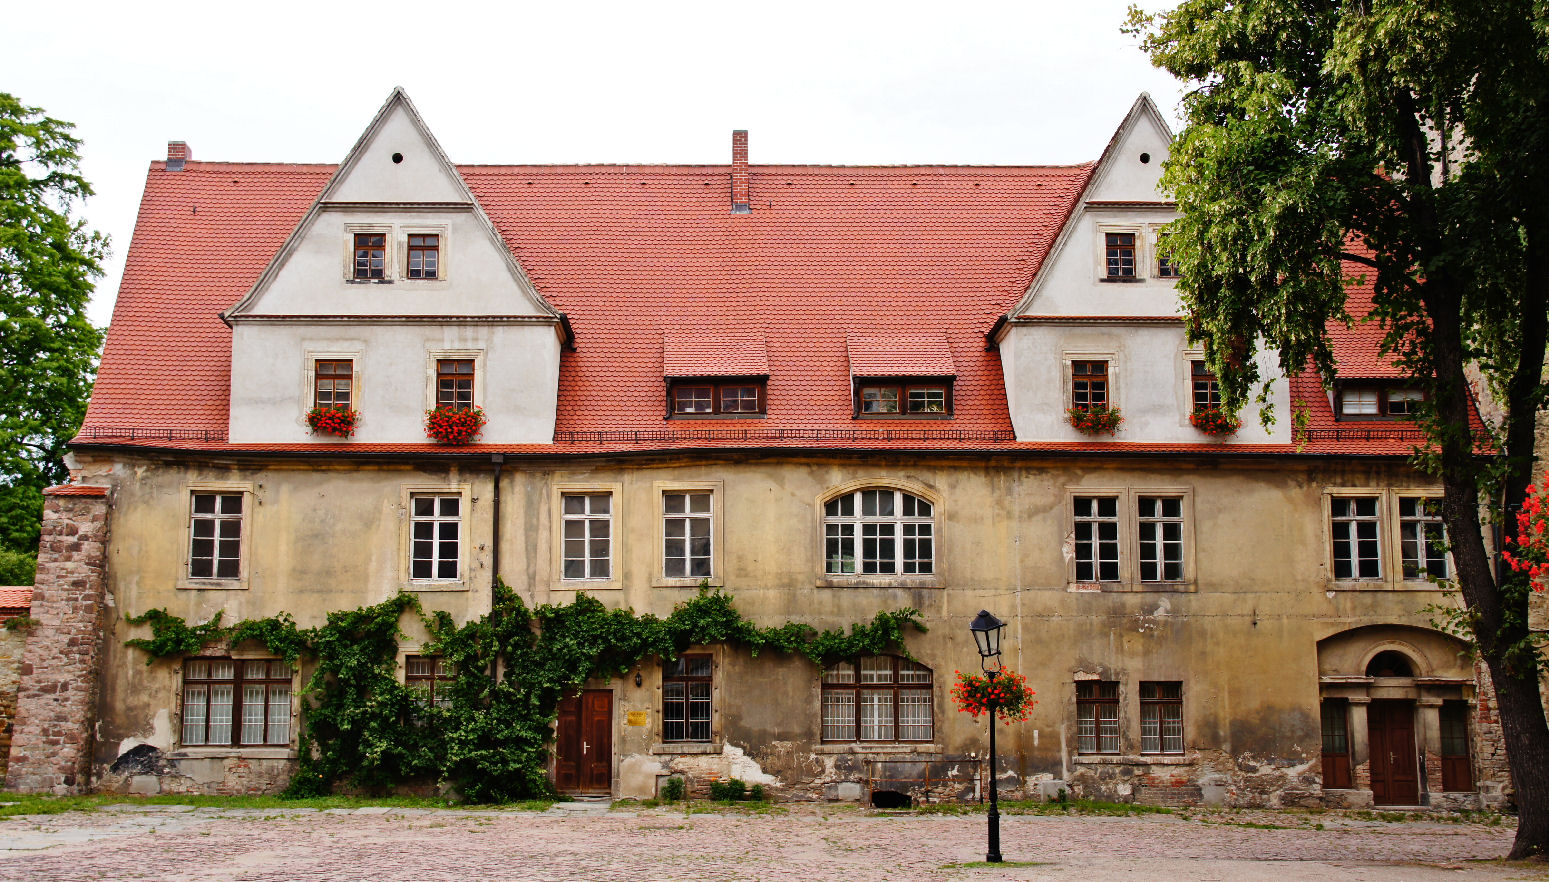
125;584;924;802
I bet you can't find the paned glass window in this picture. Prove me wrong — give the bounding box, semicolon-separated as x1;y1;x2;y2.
314;359;353;411
1071;361;1109;410
1157;235;1181;279
1331;496;1382;579
669;380;766;415
353;232;386;279
821;656;933;743
407;234;439;279
1076;681;1120;754
406;655;454;709
182;658;292;746
662;654;712;742
1387;388;1424;416
1191;360;1221;410
1321;699;1352;788
858;383;950;416
1105;232;1136;278
1140;682;1184;754
1137;496;1184;582
561;493;612;580
1340;388;1380;416
1073;496;1120;582
436;359;475;411
663;491;712;578
189;492;243;580
410;493;461;581
823;489;934;576
1400;497;1448;579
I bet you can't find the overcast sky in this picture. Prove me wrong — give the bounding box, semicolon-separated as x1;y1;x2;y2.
4;0;1187;327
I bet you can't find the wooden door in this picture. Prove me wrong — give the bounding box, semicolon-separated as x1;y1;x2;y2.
555;690;613;794
1368;700;1419;806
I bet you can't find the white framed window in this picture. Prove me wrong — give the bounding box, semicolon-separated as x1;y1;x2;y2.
407;491;464;584
343;224;392;281
653;481;723;587
1331;495;1382;580
1073;496;1121;582
561;493;612;580
1398;495;1448;580
823;488;934;576
1137;496;1185;582
182;483;253;588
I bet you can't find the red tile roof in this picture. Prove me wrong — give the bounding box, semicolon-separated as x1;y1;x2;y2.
43;484;109;497
847;336;956;377
0;586;31;610
78;159;1456;459
662;334;770;377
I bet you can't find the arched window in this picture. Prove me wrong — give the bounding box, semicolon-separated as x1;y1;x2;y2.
1365;650;1415;678
824;488;934;575
821;656;933;743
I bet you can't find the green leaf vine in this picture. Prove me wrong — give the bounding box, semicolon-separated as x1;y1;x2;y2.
124;582;924;802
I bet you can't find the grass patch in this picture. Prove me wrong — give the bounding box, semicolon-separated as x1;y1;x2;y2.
0;792;553;818
941;860;1052;869
686;800;786;815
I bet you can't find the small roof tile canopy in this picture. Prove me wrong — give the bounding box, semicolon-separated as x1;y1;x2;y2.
847;336;957;378
663;334;770;378
0;586;32;621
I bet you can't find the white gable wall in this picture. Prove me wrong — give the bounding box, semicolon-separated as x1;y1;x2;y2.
327;103;468;204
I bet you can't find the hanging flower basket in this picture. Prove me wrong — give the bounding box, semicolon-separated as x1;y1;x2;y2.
950;668;1036;724
1502;473;1549;592
1189;406;1241;437
425;406;487;445
306;406;359;438
1067;405;1123;435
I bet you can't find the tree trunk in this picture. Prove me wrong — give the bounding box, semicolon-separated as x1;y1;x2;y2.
1425;265;1549;860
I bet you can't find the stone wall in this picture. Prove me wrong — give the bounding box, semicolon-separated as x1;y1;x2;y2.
0;624;28;780
5;486;112;794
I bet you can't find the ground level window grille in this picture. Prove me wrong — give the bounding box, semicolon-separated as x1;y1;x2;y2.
662;654;712;742
1139;681;1183;754
1076;680;1120;754
822;656;933;743
182;658;292;746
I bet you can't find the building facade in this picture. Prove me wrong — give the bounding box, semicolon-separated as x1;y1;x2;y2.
5;91;1510;809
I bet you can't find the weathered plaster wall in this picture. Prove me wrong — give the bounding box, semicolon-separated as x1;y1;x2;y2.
0;624;28;780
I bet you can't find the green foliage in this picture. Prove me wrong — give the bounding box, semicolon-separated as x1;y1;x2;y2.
709;778;747;802
0;93;107;557
659;776;686;802
749;783;766;802
125;582;923;803
2;614;36;632
0;548;34;586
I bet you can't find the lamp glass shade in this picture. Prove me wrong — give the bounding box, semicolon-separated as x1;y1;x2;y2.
969;609;1006;658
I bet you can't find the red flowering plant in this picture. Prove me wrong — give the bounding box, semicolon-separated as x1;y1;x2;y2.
306;406;359;438
425;406;487;445
1501;474;1549;592
1067;404;1123;435
950;668;1036;725
1189;406;1241;437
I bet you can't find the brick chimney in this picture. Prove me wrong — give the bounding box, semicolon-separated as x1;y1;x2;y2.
731;130;750;214
166;141;191;172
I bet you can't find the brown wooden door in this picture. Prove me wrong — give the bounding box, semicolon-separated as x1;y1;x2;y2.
555;690;613;794
1368;700;1419;806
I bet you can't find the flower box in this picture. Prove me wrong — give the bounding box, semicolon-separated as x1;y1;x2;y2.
950;668;1036;724
1067;404;1123;435
306;406;359;438
1189;406;1240;437
425;406;486;445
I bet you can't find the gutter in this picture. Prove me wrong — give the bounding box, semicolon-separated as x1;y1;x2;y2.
491;453;504;611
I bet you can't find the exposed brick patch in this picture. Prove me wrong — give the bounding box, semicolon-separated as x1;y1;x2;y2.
5;490;112;794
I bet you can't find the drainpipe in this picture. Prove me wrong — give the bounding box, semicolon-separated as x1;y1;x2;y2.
491;453;504;612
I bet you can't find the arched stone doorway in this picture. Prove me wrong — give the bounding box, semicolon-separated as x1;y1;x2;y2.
1316;625;1478;808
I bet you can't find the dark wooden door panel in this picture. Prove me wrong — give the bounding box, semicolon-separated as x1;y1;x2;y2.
555;695;582;792
555;690;612;794
1369;701;1419;806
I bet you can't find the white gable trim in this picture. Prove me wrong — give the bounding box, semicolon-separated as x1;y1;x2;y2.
224;88;565;334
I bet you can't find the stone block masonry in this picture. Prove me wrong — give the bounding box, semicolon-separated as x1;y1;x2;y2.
5;485;112;794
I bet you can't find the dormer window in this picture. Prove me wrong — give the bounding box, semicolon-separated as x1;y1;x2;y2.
1336;384;1424;420
668;379;766;417
856;381;952;417
407;234;440;279
353;233;386;279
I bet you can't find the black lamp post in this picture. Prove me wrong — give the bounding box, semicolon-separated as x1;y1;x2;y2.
969;609;1007;864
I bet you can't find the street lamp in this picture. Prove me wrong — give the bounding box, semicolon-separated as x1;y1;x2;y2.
968;609;1006;864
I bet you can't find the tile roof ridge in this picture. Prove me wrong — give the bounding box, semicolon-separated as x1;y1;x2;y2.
154;160;340;171
458;162;1097;172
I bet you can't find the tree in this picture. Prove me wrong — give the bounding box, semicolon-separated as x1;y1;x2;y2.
0;93;107;580
1129;1;1549;858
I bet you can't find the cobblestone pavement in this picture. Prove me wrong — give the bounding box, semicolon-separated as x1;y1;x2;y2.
0;803;1535;882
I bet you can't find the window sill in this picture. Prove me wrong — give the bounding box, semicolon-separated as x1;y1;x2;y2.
652;578;724;589
817;577;941;589
551;579;624;592
405;581;469;592
649;742;722;755
1326;581;1443;592
812;744;941;755
1065;582;1197;594
666;413;768;420
344;278;394;285
1073;754;1195;765
852;414;954;421
1098;276;1143;283
171;747;296;760
178;579;248;591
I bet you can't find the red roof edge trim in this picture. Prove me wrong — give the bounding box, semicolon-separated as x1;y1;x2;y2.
44;484;109;497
